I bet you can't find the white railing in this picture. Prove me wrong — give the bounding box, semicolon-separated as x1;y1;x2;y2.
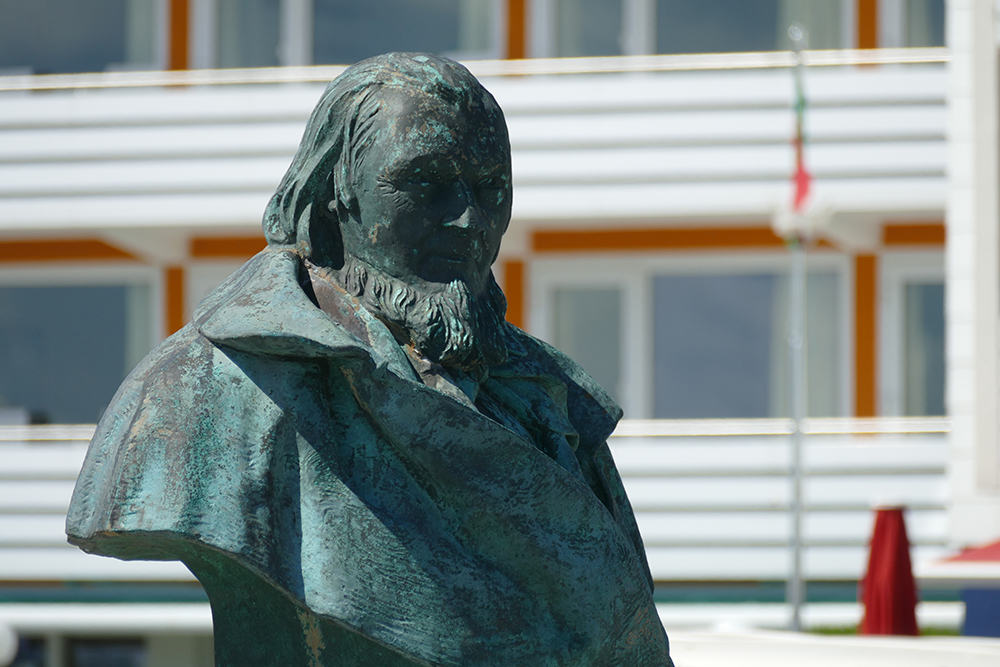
0;425;191;582
0;418;949;585
609;417;950;583
0;48;949;93
0;52;946;230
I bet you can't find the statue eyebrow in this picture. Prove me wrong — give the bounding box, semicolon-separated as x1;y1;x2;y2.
380;149;506;185
382;154;455;183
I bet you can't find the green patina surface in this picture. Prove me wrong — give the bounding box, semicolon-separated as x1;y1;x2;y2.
66;54;673;666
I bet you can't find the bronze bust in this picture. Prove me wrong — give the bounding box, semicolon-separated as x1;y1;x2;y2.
67;53;672;666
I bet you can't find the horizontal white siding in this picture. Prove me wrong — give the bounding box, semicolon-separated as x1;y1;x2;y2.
0;427;193;581
0;419;947;584
0;63;945;235
610;422;949;581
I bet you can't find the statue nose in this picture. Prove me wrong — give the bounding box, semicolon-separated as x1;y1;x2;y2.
442;180;484;231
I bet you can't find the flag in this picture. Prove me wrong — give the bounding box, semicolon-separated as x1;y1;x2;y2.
792;57;812;213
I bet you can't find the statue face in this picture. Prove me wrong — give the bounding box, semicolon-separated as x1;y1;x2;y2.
341;88;512;296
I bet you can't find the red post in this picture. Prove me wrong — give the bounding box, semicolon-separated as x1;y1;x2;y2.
860;507;919;635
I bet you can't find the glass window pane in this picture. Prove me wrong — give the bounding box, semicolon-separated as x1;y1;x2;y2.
218;0;281;68
458;0;497;56
125;0;159;67
0;0;157;74
654;274;776;418
552;288;622;404
657;0;779;55
654;271;841;419
904;282;945;416
805;272;841;417
768;272;842;417
907;0;945;47
775;0;842;50
0;285;151;424
10;637;45;667
556;0;623;57
69;640;146;667
314;0;496;65
656;0;844;54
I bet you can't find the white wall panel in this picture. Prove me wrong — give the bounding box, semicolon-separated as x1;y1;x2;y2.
611;422;948;581
0;62;946;233
0;158;289;196
0;123;304;161
0;86;324;127
0;480;76;512
612;438;789;474
506;105;944;149
0;420;947;583
0;515;70;546
0;548;195;581
0;192;271;230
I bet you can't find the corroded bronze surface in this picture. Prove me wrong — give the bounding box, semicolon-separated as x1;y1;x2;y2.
67;53;672;666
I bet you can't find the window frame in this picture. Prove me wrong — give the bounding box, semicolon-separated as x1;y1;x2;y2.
0;262;160;424
878;250;946;416
529;250;851;419
0;263;160;341
530;0;858;58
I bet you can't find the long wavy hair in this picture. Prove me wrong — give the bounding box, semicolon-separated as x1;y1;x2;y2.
262;52;510;269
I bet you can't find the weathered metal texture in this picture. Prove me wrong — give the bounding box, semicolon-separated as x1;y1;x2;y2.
66;54;672;666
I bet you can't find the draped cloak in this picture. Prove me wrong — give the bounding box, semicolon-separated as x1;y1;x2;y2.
66;248;672;666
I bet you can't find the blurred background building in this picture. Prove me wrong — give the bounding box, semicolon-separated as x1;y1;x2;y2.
1;0;997;665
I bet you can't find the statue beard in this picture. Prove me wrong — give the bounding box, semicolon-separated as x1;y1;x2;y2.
335;256;510;371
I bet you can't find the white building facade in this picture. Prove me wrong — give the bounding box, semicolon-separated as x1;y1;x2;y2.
2;0;996;664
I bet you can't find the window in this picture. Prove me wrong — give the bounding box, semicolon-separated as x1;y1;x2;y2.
881;0;945;48
532;0;945;58
652;271;841;418
532;254;847;419
656;0;845;55
657;0;779;55
10;638;45;667
551;288;623;403
218;0;281;68
313;0;498;65
555;0;623;57
903;282;945;415
775;0;845;50
0;0;160;74
905;0;945;47
879;252;945;416
0;284;152;425
532;0;856;58
69;639;147;667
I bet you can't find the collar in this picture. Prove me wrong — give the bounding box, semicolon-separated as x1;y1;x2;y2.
194;248;622;443
195;249;417;380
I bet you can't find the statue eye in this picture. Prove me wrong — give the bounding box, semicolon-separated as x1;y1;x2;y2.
400;184;430;200
475;177;507;204
477;175;507;191
405;176;438;194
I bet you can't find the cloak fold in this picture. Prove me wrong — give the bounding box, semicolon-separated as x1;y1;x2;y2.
67;249;671;666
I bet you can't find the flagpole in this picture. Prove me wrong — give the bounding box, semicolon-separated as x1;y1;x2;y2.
786;22;809;633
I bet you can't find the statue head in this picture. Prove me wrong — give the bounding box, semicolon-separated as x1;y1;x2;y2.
263;53;512;298
264;53;513;369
